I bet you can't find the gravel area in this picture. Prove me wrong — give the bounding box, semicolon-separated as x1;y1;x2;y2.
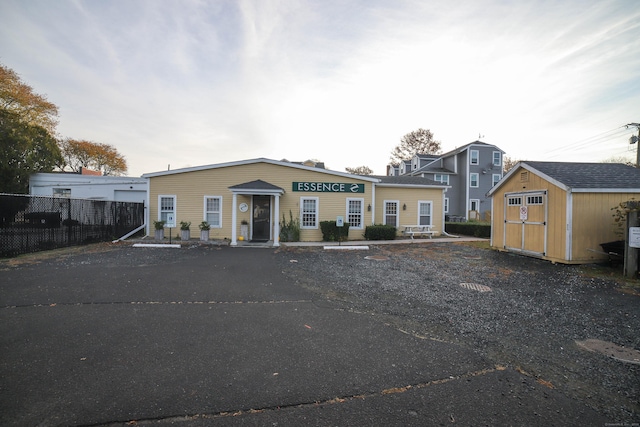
277;242;640;422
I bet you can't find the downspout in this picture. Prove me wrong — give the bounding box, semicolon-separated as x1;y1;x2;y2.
145;178;150;237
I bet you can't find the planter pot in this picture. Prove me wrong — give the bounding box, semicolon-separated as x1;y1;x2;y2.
181;229;190;241
154;229;164;241
200;230;210;241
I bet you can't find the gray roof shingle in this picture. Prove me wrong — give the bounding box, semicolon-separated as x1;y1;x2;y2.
524;161;640;189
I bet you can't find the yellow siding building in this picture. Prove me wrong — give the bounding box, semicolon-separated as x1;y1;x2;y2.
488;161;640;264
142;158;448;246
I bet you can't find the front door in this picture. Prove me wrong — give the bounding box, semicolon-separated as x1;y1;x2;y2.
252;195;271;241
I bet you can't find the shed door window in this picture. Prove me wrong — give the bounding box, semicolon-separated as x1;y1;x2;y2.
418;201;432;226
527;195;543;205
384;201;398;227
204;196;222;227
301;197;318;228
347;198;364;229
159;195;176;222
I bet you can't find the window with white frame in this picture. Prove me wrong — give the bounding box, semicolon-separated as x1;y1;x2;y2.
301;197;318;228
347;198;364;229
493;151;502;166
527;195;544;205
434;174;449;185
470;150;479;165
384;201;399;227
492;174;501;187
204;196;222;227
444;197;449;213
418;201;432;226
470;173;479;187
508;196;522;206
159;195;176;222
470;199;480;212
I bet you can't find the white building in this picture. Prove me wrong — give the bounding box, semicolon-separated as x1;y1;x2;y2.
29;171;147;203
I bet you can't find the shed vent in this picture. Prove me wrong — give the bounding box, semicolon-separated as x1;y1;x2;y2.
520;171;529;182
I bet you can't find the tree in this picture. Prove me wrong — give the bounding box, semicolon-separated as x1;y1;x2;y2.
602;156;635;167
59;138;127;176
0;63;59;134
345;166;373;175
502;156;519;174
0;109;62;193
390;128;441;166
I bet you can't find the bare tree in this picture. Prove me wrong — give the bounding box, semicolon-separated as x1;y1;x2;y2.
345;165;373;175
390;128;441;166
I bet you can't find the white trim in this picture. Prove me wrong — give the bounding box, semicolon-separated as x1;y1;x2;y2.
300;196;319;229
492;151;502;167
375;183;449;189
470;149;479;165
203;195;223;228
566;191;573;261
346;197;365;229
470;173;479;188
417;200;433;226
158;194;176;222
571;188;640;193
383;200;400;227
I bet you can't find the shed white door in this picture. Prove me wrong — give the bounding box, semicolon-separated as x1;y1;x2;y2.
503;191;547;256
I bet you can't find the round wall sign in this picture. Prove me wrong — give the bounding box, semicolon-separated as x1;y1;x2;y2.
239;203;248;212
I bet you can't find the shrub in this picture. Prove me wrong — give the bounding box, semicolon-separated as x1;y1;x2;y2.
364;224;396;240
279;210;301;242
320;220;350;241
445;222;491;238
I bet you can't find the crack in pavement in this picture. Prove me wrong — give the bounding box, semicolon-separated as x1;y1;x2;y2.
84;366;510;426
1;299;314;309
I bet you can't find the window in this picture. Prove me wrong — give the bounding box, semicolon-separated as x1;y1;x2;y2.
347;198;364;229
527;195;543;205
301;197;318;228
470;173;479;187
53;188;71;197
470;199;480;212
384;201;399;227
492;174;501;187
508;196;522;206
470;150;479;165
434;174;449;185
418;201;432;226
204;196;222;227
493;151;502;166
444;197;449;213
159;195;176;222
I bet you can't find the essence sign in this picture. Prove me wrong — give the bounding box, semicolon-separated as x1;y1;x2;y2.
292;182;365;193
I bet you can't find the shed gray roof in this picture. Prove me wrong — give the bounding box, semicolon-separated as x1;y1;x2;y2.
524;161;640;190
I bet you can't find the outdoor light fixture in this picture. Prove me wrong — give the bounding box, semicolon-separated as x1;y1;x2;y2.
367;204;371;211
403;204;407;210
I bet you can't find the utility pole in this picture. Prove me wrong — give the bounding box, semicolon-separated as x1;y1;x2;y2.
626;123;640;167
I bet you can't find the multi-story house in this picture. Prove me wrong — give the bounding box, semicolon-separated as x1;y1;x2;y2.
388;141;505;221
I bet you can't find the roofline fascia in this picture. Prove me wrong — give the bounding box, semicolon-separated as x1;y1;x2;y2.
570;188;640;193
376;183;450;190
487;161;570;196
142;158;381;182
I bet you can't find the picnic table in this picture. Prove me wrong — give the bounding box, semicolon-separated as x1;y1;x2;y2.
401;225;435;239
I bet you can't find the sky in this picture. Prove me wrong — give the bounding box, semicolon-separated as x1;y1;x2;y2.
1;0;639;177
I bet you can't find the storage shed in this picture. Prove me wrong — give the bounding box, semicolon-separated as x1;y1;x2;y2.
488;161;640;264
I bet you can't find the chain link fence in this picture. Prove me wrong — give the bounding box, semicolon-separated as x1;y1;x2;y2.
0;194;144;257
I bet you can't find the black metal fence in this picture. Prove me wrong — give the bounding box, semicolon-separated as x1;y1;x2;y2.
0;194;144;257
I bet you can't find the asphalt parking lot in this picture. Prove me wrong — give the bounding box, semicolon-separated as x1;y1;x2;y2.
0;242;634;426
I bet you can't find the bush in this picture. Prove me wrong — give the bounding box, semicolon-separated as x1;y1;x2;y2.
364;224;396;240
320;220;350;241
279;210;301;242
445;222;491;238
